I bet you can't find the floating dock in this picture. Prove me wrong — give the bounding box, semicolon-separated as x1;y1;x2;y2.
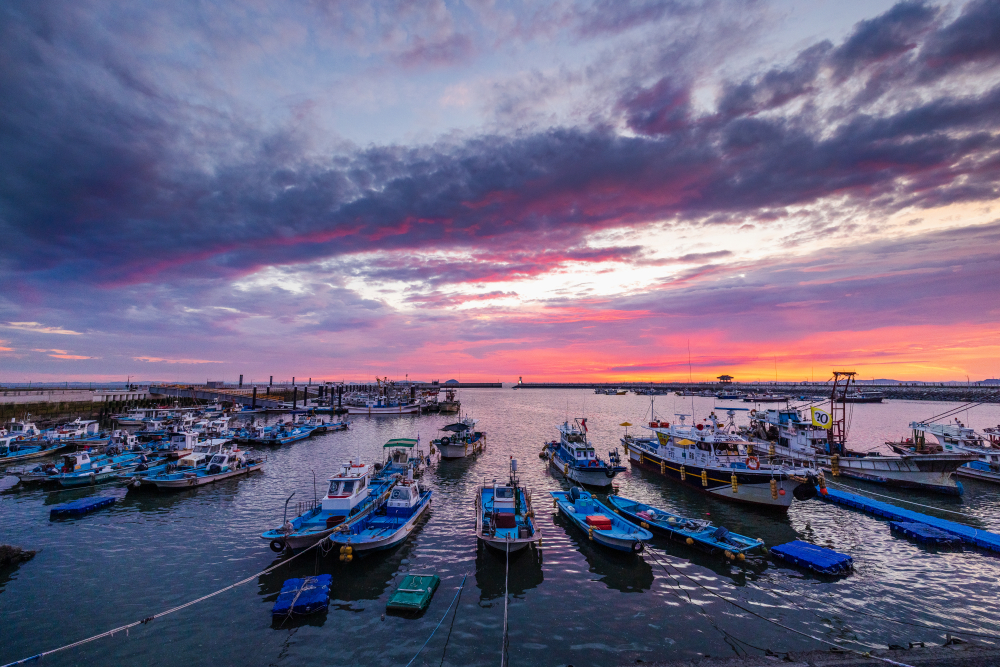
271;574;332;618
769;540;853;575
890;521;961;546
49;496;116;519
387;573;440;612
818;487;1000;552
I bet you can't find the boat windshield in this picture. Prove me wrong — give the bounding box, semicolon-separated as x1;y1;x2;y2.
495;487;514;499
209;455;226;465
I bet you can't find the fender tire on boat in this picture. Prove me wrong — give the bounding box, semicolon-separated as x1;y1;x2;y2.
269;539;286;553
632;541;644;553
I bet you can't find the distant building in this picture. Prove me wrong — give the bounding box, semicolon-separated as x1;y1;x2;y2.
984;379;1000;385
206;381;225;388
717;375;733;384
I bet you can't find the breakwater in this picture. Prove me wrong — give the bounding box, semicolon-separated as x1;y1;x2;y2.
513;381;1000;403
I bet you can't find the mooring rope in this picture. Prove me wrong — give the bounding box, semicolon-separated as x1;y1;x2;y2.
501;540;511;667
403;574;468;667
643;546;917;667
0;540;324;667
823;478;974;516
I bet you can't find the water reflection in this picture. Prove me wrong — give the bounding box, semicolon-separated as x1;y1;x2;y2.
550;512;654;593
474;540;544;601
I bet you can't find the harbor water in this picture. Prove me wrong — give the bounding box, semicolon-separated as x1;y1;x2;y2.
3;390;1000;666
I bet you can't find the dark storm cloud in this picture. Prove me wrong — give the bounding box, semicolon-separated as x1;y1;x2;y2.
1;0;999;302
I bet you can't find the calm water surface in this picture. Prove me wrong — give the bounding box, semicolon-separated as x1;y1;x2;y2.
3;390;1000;666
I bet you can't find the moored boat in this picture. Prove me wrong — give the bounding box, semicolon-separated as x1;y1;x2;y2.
144;449;264;489
543;418;624;487
550;487;651;553
261;458;396;552
624;414;813;509
323;469;431;556
433;416;485;459
53;450;142;487
475;458;540;554
0;435;71;466
607;495;763;559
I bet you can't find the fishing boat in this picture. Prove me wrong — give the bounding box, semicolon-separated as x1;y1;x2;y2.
743;393;790;403
261;458;397;552
53;450;142;487
0;435;70;466
144;448;265;489
843;390;885;403
543;418;624;487
475;458;541;554
550;487;651;553
324;468;431;556
624;413;815;510
383;437;430;477
607;495;764;559
889;419;1000;485
347;398;420;415
125;439;228;487
433;416;485;459
744;374;975;495
148;431;200;458
5;418;44;440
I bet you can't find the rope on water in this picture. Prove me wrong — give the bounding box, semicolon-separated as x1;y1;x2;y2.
501;541;510;667
643;546;917;667
823;478;974;516
403;574;468;667
438;570;467;667
0;540;325;667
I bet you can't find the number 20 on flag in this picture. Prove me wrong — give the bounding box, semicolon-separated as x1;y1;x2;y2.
811;408;832;429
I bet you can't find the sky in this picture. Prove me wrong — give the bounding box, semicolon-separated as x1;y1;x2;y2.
0;0;998;384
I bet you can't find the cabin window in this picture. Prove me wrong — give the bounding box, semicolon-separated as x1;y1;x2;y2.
697;441;712;452
341;480;355;494
496;487;514;499
209;455;225;465
391;489;407;500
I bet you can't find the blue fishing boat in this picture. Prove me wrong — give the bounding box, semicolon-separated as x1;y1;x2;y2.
238;422;312;446
0;435;70;466
382;437;430;477
550;487;651;553
261;458;397;552
607;495;763;559
53;450;142;487
544;418;624;487
476;458;540;554
324;469;431;558
144;448;264;489
122;439;228;488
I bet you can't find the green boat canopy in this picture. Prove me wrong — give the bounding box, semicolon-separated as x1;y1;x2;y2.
384;438;419;448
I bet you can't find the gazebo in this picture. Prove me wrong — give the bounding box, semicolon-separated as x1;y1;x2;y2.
717;375;733;384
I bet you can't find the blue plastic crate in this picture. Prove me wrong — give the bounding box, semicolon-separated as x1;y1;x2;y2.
272;574;332;617
889;521;961;546
50;497;117;519
770;540;853;575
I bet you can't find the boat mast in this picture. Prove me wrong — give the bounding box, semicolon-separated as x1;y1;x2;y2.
829;371;855;455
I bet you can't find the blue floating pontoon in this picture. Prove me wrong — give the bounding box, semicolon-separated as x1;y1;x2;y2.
271;574;332;617
818;487;1000;552
889;521;961;546
770;540;853;575
49;496;117;518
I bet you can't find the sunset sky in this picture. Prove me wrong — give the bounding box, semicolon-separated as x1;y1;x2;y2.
1;0;998;383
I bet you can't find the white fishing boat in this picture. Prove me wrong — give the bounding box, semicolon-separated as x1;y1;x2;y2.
892;419;1000;485
432;416;485;459
543;419;624;487
145;449;264;489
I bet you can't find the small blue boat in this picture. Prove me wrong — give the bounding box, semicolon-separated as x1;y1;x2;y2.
53;451;142;487
550;487;651;553
544;419;625;487
476;458;541;554
0;435;70;466
324;470;431;558
607;495;763;559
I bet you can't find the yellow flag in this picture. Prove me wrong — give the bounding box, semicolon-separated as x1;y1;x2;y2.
810;407;832;429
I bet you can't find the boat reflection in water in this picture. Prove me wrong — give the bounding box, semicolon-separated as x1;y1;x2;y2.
551;511;654;593
474;539;543;602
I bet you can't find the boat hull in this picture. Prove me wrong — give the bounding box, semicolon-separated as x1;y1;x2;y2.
625;442;795;510
438;440;484;459
955;462;1000;484
819;454;971;495
0;443;70;465
548;456;620;487
551;492;651;553
346;405;420;415
146;462;264;489
327;495;431;552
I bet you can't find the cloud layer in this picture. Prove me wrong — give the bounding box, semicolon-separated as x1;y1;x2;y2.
0;0;998;381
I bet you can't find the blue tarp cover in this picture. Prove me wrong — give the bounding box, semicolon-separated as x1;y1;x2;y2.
271;574;332;617
770;540;853;575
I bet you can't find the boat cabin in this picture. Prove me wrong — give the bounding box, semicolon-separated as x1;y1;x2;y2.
387;481;422;517
559;420;597;463
8;419;42;438
61;452;93;472
165;431;198;453
322;459;372;515
109;430;138;448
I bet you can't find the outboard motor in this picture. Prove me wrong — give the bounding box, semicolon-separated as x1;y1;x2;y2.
569;486;582;502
